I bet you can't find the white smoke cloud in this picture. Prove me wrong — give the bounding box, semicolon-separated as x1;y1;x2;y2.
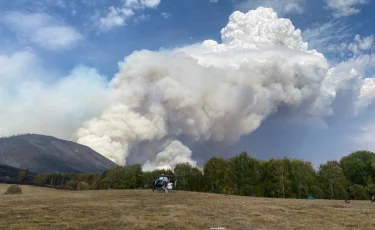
0;51;110;140
76;103;167;164
77;7;364;171
2;7;375;172
142;140;197;171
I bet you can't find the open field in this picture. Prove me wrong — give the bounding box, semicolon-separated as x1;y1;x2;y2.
1;184;375;230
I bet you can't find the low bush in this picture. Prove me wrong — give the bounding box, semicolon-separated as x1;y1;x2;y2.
77;181;90;190
4;184;22;195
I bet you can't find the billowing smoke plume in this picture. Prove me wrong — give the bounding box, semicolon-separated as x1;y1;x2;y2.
0;52;110;140
142;140;196;171
76;7;375;171
2;7;375;171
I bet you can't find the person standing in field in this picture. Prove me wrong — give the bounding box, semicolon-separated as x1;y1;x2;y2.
371;195;375;203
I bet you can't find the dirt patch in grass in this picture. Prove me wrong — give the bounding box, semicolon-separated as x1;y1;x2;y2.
0;183;375;229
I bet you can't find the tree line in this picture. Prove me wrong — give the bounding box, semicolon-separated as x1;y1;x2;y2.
31;150;375;200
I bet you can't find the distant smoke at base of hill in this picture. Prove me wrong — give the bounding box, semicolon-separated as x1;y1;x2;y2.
1;7;375;171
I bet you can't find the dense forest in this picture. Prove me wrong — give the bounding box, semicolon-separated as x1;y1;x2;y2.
30;150;375;200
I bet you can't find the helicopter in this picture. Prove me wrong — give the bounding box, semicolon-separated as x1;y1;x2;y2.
151;174;178;193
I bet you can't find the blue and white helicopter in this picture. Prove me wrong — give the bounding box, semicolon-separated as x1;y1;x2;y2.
151;174;177;193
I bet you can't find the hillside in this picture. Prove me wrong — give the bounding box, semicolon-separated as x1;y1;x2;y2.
0;164;36;184
0;134;117;173
1;184;374;229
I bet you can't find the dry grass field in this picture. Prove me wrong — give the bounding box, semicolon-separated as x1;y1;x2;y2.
1;183;375;230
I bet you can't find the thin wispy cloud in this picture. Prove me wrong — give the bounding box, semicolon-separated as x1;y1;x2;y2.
161;12;171;19
98;0;161;31
323;0;370;17
1;11;83;50
302;20;354;56
235;0;306;16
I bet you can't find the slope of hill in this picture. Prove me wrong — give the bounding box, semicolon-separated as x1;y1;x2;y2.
0;134;117;173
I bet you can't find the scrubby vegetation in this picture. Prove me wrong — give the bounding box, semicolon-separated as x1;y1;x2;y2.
2;184;374;230
4;184;22;195
0;165;35;184
32;150;375;200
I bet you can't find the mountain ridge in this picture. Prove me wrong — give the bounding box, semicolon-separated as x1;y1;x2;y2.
0;133;117;173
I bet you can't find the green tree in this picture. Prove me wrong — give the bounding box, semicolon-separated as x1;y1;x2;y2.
17;170;29;184
263;158;292;198
203;157;233;194
340;150;375;187
318;161;348;199
174;163;193;190
142;171;156;189
173;163;204;191
366;177;375;197
122;164;143;189
77;181;90;190
309;185;325;199
189;167;204;191
96;164;143;189
290;159;317;198
229;152;263;196
348;184;368;200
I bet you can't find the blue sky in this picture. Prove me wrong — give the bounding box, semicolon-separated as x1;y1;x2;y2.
1;0;233;78
1;0;373;78
0;0;374;77
1;0;375;168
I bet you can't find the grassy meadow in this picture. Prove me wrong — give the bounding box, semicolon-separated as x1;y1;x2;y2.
1;183;375;229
